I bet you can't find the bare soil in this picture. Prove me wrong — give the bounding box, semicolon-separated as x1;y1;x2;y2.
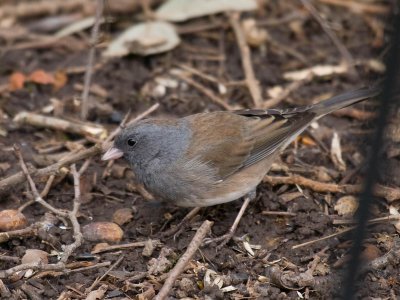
0;1;399;299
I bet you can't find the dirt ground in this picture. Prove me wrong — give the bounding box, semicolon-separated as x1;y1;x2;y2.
1;0;399;299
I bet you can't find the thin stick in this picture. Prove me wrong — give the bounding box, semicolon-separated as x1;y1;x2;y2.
300;0;356;75
61;164;83;263
318;0;390;15
15;146;68;217
333;215;400;225
292;227;354;249
91;240;161;254
0;105;160;196
263;75;312;108
0;160;84;279
177;64;221;85
262;211;297;216
263;174;400;202
172;71;232;110
155;220;213;300
13;112;107;139
86;255;124;293
0;279;10;298
81;0;104;120
229;12;263;107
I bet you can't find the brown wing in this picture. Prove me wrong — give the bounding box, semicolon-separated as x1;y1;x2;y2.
184;112;255;179
237;110;316;169
184;110;316;180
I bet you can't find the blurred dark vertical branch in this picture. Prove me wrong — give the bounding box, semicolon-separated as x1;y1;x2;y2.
342;8;400;300
81;0;104;120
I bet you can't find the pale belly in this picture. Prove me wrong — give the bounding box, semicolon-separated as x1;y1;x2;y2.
173;156;275;207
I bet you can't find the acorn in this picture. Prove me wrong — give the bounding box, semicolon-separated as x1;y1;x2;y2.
0;209;28;231
82;222;123;243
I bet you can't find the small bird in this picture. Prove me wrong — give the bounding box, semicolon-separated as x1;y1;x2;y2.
102;87;378;242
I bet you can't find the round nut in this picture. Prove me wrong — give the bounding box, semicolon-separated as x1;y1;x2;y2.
0;209;28;231
82;222;123;243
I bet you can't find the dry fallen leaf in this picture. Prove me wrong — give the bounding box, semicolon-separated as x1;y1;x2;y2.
334;196;358;216
389;205;400;233
242;18;268;47
9;72;26;91
103;21;180;57
112;208;134;226
28;69;55;85
53;70;68;91
331;131;346;172
21;249;49;278
155;0;258;22
21;249;49;265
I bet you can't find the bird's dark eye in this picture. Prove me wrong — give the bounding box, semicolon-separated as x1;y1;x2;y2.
127;138;137;147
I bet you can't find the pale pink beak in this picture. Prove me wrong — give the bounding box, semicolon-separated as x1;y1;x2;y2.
102;147;124;161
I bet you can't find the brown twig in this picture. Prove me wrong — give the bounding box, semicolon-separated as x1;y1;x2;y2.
263;75;312;108
91;240;161;254
0;279;10;298
0;155;83;279
13;112;107;139
155;220;213;300
262;211;297;217
86;255;124;293
300;0;357;76
263;174;400;202
318;0;390;15
293;216;400;250
228;12;263;107
332;214;400;225
81;0;104;120
0;223;39;243
292;227;354;250
18;173;63;212
34;261;111;278
171;70;232;110
0;0;92;19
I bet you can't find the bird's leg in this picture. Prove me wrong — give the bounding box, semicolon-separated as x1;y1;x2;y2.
161;207;202;239
204;190;256;249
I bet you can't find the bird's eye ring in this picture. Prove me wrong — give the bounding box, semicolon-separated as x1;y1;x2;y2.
127;138;137;147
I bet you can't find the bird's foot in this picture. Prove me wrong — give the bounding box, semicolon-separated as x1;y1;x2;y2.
203;229;236;250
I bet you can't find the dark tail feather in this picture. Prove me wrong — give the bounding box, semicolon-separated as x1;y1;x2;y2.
310;86;381;116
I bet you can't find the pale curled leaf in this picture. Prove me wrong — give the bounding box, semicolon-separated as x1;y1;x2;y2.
331;131;346;172
243;241;255;256
204;269;218;287
103;21;180;57
55;16;98;38
389;205;400;233
283;64;348;81
155;0;258;22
